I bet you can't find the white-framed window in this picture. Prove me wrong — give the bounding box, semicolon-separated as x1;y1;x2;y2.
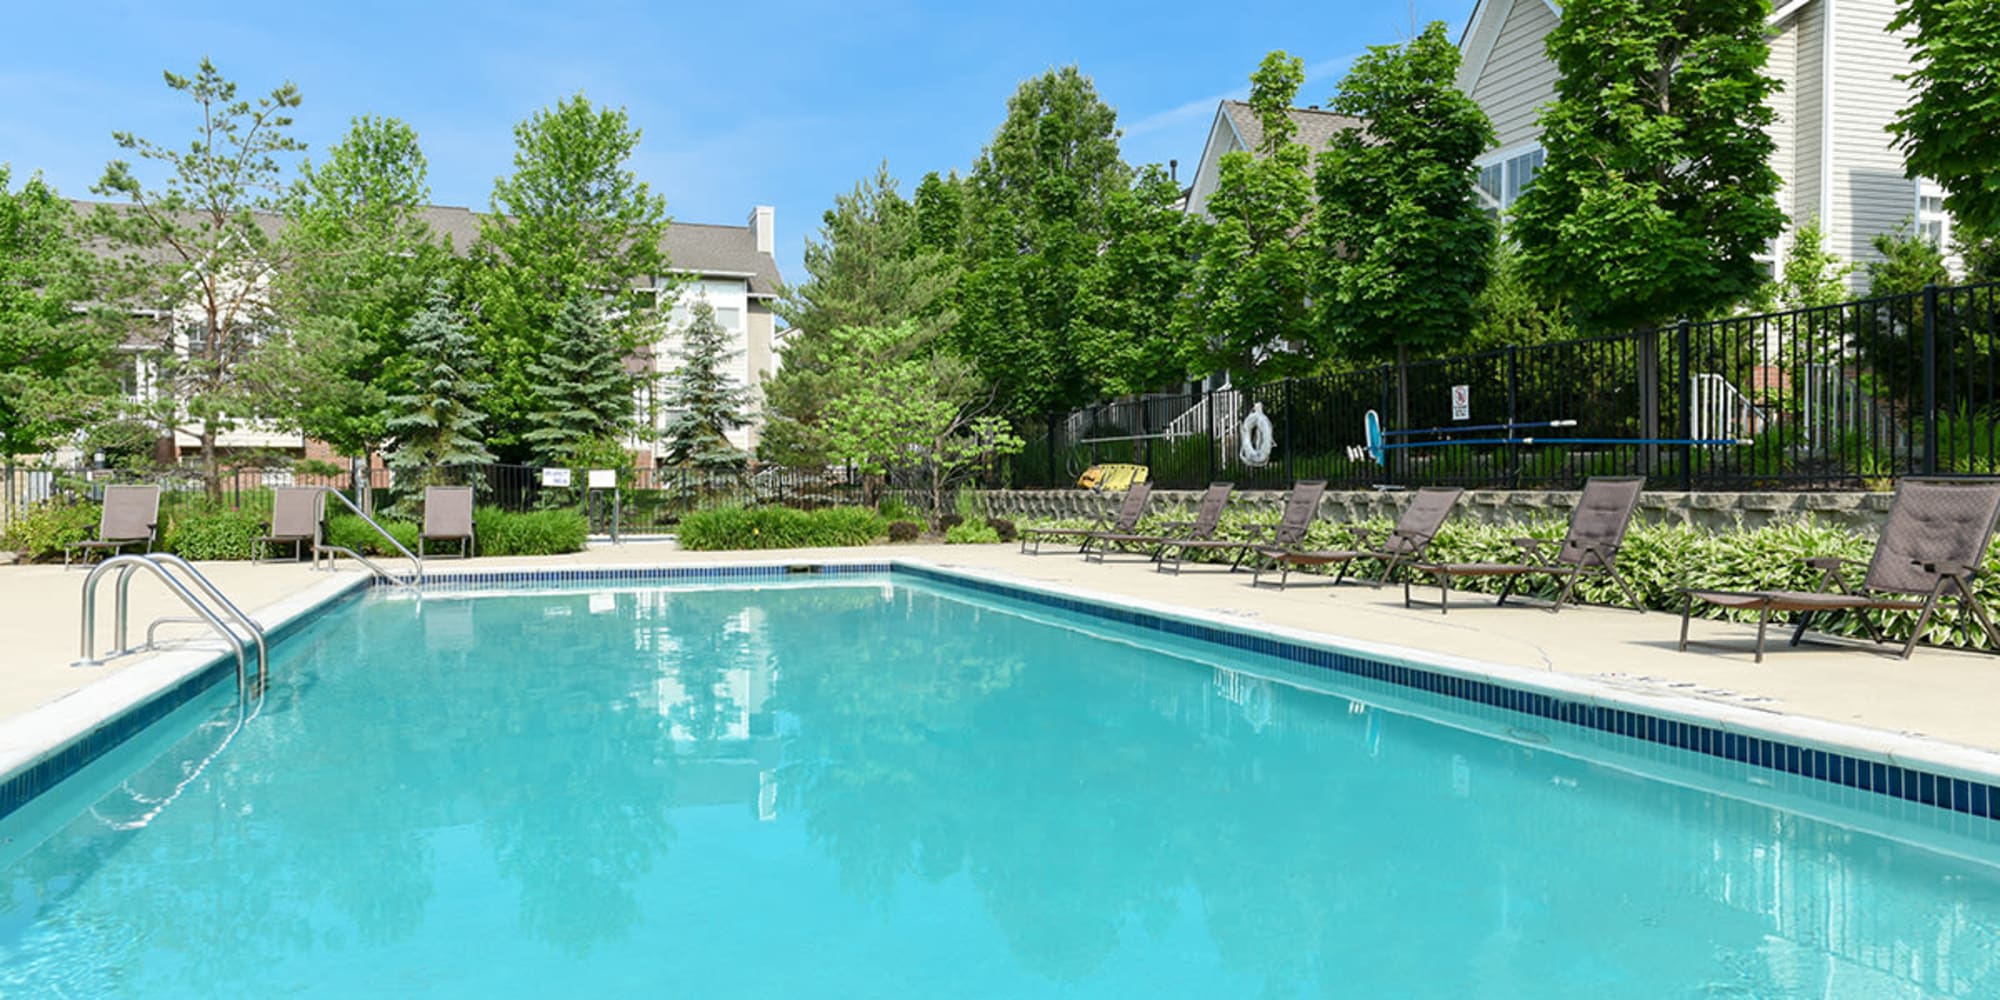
1917;180;1951;249
1474;145;1545;217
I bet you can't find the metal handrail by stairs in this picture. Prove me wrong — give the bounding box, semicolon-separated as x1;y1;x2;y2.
75;554;268;712
314;487;423;589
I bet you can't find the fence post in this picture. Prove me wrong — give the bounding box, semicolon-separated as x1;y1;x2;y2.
1505;347;1520;488
1637;326;1661;477
1676;318;1693;492
1283;378;1295;485
1206;388;1217;484
1046;412;1058;487
1923;282;1939;475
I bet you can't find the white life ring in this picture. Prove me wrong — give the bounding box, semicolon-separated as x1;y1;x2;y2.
1239;403;1274;466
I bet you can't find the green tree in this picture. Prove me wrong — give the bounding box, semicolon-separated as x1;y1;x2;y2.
1315;23;1497;363
522;295;637;468
0;168;116;462
659;301;750;475
259;115;443;468
1889;0;2000;240
764;167;958;467
1510;0;1786;331
822;324;1023;519
1866;226;1951;298
1073;166;1200;396
954;67;1131;416
1776;217;1854;310
1177;52;1317;381
1464;245;1576;352
88;59;304;499
386;284;493;513
474;94;669;456
913;170;966;255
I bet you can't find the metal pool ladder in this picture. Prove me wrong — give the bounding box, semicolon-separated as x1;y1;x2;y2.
74;553;270;713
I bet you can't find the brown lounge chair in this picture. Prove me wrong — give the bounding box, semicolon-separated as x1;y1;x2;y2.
1406;476;1646;613
1254;486;1463;589
1679;477;2000;662
1019;481;1153;556
1084;482;1234;564
422;485;476;558
1157;481;1327;575
254;487;326;562
64;484;161;569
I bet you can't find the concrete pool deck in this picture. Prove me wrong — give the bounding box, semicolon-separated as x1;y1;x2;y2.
3;542;1998;765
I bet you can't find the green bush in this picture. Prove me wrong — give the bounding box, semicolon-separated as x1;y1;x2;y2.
162;506;266;561
945;520;1002;544
878;496;919;522
678;506;888;550
1;501;105;561
325;513;422;558
474;508;588;556
888;520;923;542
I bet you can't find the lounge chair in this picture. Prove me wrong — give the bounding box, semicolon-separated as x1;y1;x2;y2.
1083;482;1234;564
1405;477;1646;613
1679;477;2000;662
1019;482;1154;556
1157;481;1327;575
1254;486;1463;589
254;487;325;562
64;485;161;569
422;486;476;558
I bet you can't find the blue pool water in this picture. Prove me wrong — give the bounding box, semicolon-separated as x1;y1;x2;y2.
4;576;2000;998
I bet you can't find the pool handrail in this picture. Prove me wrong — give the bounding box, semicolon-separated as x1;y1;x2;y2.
314;487;424;588
76;554;257;712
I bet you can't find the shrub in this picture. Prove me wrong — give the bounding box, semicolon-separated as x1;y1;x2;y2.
678;506;888;550
878;496;918;522
888;520;923;542
938;513;965;532
325;514;422;558
945;520;1002;544
474;508;588;556
161;506;265;561
1;500;104;562
985;517;1017;542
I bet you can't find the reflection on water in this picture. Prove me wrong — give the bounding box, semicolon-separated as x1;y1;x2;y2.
1;580;1998;998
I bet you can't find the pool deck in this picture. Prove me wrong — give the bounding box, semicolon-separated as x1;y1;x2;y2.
3;542;1999;771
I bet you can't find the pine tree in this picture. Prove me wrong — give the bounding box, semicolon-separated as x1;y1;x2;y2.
659;300;749;474
386;285;494;514
523;296;637;468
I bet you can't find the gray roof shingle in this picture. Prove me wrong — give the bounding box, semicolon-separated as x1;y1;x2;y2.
1218;100;1367;169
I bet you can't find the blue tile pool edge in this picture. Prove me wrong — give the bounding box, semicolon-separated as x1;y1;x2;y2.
890;561;2000;828
6;557;1997;831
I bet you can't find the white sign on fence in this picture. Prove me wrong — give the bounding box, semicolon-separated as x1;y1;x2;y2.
1451;384;1471;421
588;469;617;490
540;467;571;488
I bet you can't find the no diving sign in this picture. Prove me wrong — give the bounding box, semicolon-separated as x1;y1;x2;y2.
1451;385;1470;421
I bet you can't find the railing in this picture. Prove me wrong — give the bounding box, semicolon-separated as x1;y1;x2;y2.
75;554;268;713
315;486;422;588
1017;280;2000;491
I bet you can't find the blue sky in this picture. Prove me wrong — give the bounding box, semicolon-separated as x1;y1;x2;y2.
2;0;1476;286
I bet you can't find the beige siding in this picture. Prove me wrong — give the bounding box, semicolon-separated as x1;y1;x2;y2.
1828;0;1919;269
1790;0;1826;245
1469;0;1561;150
1765;23;1799;245
743;302;775;450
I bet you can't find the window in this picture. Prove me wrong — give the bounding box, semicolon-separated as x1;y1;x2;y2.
1473;146;1545;218
1918;182;1951;248
714;307;742;332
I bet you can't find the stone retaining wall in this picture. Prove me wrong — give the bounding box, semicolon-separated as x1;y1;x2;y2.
977;488;1895;533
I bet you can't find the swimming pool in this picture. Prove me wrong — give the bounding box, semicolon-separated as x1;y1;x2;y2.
4;569;2000;997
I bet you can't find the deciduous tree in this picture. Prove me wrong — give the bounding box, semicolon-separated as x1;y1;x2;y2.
1889;0;2000;240
0;168;116;462
474;94;669;455
1073;166;1200;396
88;59;304;499
1315;23;1497;362
1510;0;1785;331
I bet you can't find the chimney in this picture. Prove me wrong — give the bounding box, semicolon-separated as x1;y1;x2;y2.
1169;159;1178;183
749;205;774;255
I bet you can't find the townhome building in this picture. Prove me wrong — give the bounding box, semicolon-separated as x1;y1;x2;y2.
1459;0;1949;285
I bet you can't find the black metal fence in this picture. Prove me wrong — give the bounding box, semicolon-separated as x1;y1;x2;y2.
1013;281;2000;491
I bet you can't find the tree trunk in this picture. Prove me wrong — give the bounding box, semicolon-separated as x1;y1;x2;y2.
202;428;222;504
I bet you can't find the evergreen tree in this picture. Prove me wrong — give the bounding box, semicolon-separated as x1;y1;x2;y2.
660;301;750;474
386;285;494;512
1510;0;1785;331
1315;24;1497;362
523;296;637;468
